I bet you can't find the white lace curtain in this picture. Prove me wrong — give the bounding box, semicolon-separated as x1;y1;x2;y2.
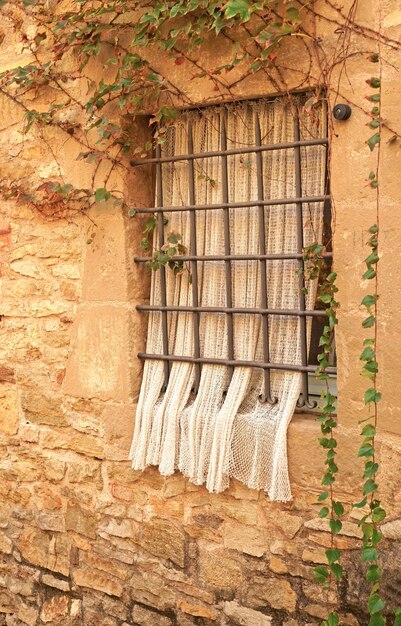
130;97;327;501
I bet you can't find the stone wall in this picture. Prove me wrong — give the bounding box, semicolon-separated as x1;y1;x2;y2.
1;1;401;625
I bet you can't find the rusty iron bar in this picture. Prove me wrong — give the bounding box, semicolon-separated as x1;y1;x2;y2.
255;114;276;405
137;352;336;375
131;138;328;166
137;304;328;317
134;194;330;214
155;143;170;390
293;116;316;409
135;252;333;263
187;122;201;392
221;114;235;383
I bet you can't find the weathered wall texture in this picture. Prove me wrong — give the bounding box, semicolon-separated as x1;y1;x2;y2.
1;1;401;625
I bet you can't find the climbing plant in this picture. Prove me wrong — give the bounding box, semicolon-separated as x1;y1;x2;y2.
0;1;400;624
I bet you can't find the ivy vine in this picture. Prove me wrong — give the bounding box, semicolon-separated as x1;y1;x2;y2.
0;2;400;625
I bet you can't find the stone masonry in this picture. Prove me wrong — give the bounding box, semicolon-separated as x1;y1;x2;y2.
1;1;401;625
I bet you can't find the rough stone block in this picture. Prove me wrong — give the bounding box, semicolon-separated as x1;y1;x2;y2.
0;388;20;435
223;601;272;626
22;392;67;427
223;522;268;557
199;550;243;590
40;595;69;623
18;528;71;576
65;503;97;538
247;576;297;613
63;304;132;401
0;533;12;555
140;519;186;567
131;605;173;626
177;598;217;621
74;568;123;597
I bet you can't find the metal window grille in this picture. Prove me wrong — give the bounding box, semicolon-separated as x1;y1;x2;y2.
132;99;336;409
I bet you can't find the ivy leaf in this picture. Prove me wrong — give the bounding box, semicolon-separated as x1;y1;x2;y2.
319;506;329;518
95;188;111;202
360;346;375;360
353;496;368;509
330;519;342;534
326;548;341;564
361;546;379;562
330;562;343;579
363;315;376;328
368;594;385;615
363;478;378;495
286;6;300;22
326;613;339;626
358;443;375;457
333;501;344;516
394;608;401;626
361;424;376;437
370;616;385;626
224;0;251;21
361;294;377;307
364;388;382;404
367;132;381;151
372;507;386;523
318;491;329;502
314;565;329;583
366;564;382;582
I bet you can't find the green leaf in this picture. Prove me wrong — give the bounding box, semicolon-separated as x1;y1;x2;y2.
363;462;379;478
370;615;385;626
368;77;381;88
368;594;385;615
394;608;401;626
224;0;251;21
330;519;342;534
330;562;343;579
361;347;375;362
326;548;341;564
353;496;368;509
361;424;376;437
95;188;111;202
313;565;329;583
372;507;386;523
364;388;382;404
361;546;379;562
358;443;375;458
365;252;380;265
319;506;329;518
367;132;381;151
363;267;377;280
327;613;339;626
286;6;300;22
362;315;376;329
318;491;329;502
366;564;382;582
361;294;377;307
363;478;378;495
333;501;344;516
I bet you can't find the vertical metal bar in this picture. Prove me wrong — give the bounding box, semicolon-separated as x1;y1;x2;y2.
255;114;277;404
155;143;170;390
221;114;234;383
187;123;201;392
293;116;315;409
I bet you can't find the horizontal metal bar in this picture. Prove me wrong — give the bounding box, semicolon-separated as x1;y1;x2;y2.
138;352;337;375
136;305;328;317
130;138;328;166
134;194;330;214
135;252;333;263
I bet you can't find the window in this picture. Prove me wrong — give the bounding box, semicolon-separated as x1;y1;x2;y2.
130;96;334;501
